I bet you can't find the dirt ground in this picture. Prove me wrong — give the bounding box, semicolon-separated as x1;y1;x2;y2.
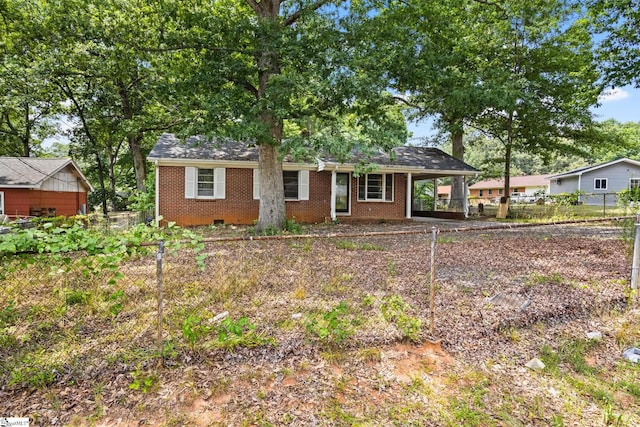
1;221;638;426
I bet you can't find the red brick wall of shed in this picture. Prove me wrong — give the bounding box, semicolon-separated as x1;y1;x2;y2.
158;166;333;226
0;188;88;218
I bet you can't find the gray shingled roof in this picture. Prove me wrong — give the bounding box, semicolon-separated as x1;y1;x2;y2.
148;133;478;174
148;134;260;162
549;158;640;179
0;157;72;187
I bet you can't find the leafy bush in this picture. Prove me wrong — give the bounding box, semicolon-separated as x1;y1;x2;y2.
305;302;354;347
617;187;640;206
381;295;422;342
549;190;584;206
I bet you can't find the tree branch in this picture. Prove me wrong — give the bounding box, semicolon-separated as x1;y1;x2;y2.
472;0;506;14
283;0;337;27
245;0;260;13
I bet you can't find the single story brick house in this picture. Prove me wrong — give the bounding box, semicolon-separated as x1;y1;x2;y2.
147;134;478;226
0;157;93;219
469;174;553;203
549;158;640;205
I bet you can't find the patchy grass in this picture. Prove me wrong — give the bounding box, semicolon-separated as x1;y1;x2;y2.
0;223;638;425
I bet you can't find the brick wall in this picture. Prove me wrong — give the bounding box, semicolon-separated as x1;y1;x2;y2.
349;173;407;220
1;188;88;218
158;166;409;226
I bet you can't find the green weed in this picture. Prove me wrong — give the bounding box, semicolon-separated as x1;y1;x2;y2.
215;317;271;350
527;272;564;286
381;295;422;342
182;314;207;351
335;240;384;251
305;301;354;346
65;289;91;306
540;338;599;375
129;365;158;393
0;300;17;326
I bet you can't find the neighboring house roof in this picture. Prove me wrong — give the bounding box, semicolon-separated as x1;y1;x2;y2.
436;185;451;195
469;174;553;190
148;134;479;176
0;157;93;191
549;158;640;179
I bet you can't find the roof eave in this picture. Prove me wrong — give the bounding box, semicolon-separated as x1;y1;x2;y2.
149;157;317;169
0;184;40;189
317;161;477;175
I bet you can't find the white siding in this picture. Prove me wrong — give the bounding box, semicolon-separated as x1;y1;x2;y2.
41;169;84;192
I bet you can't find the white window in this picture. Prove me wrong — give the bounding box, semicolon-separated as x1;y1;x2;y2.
0;191;4;215
357;173;393;202
594;178;608;190
252;169;309;201
185;167;226;199
630;178;640;189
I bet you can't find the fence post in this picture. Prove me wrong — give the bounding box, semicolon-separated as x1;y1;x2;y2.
631;215;640;301
430;226;437;336
156;240;165;365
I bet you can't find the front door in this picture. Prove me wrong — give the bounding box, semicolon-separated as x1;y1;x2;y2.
335;173;350;213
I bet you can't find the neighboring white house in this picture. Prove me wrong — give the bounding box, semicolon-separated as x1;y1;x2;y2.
469;174;552;202
548;158;640;205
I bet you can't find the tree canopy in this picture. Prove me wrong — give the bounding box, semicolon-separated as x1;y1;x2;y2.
0;0;630;224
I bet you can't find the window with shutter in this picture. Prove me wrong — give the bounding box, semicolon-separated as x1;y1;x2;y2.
185;167;226;199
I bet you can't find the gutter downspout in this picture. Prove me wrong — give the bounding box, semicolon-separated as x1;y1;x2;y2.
155;160;160;225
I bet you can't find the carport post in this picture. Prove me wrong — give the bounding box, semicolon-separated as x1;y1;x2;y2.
406;173;412;219
631;213;640;300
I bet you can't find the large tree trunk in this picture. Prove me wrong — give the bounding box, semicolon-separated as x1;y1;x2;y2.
22;103;31;157
252;0;287;231
129;134;146;191
257;143;286;230
94;152;109;217
503;142;512;199
448;127;465;210
118;80;146;191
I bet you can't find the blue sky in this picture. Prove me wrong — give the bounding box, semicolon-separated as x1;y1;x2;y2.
407;85;640;143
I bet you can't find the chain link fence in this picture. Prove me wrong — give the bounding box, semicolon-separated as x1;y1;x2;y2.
1;219;637;423
2;220;634;357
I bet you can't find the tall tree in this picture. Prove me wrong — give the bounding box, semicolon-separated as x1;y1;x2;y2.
24;0;179;191
158;0;406;230
0;1;61;156
359;0;498;209
589;0;640;87
471;0;603;200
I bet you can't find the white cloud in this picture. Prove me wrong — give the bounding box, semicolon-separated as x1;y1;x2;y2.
598;88;630;103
